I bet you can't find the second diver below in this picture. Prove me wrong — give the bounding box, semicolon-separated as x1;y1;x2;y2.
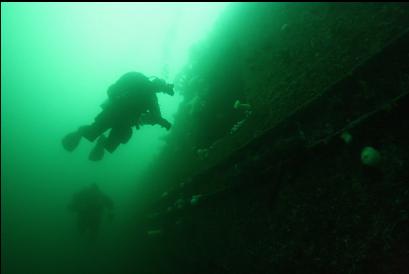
62;72;174;161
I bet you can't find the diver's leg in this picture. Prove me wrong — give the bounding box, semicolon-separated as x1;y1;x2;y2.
62;124;108;152
89;217;101;242
62;111;111;152
104;126;133;153
82;110;113;142
88;121;128;161
89;135;107;161
104;129;122;154
80;125;105;142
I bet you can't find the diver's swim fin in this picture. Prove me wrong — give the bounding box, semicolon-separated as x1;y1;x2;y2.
89;135;106;161
62;131;82;152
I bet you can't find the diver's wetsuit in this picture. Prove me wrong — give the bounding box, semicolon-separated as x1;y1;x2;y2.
69;185;113;241
80;72;166;153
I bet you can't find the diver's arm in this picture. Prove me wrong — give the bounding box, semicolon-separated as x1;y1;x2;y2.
149;96;171;130
158;118;171;130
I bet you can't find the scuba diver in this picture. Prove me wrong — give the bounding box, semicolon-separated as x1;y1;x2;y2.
62;72;174;161
68;183;114;242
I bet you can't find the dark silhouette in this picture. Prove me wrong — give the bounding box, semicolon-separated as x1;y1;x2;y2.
68;183;114;242
62;72;174;161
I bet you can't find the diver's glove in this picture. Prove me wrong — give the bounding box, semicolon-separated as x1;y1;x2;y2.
160;119;172;130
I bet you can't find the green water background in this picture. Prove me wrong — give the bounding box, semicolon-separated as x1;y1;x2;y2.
1;3;228;273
